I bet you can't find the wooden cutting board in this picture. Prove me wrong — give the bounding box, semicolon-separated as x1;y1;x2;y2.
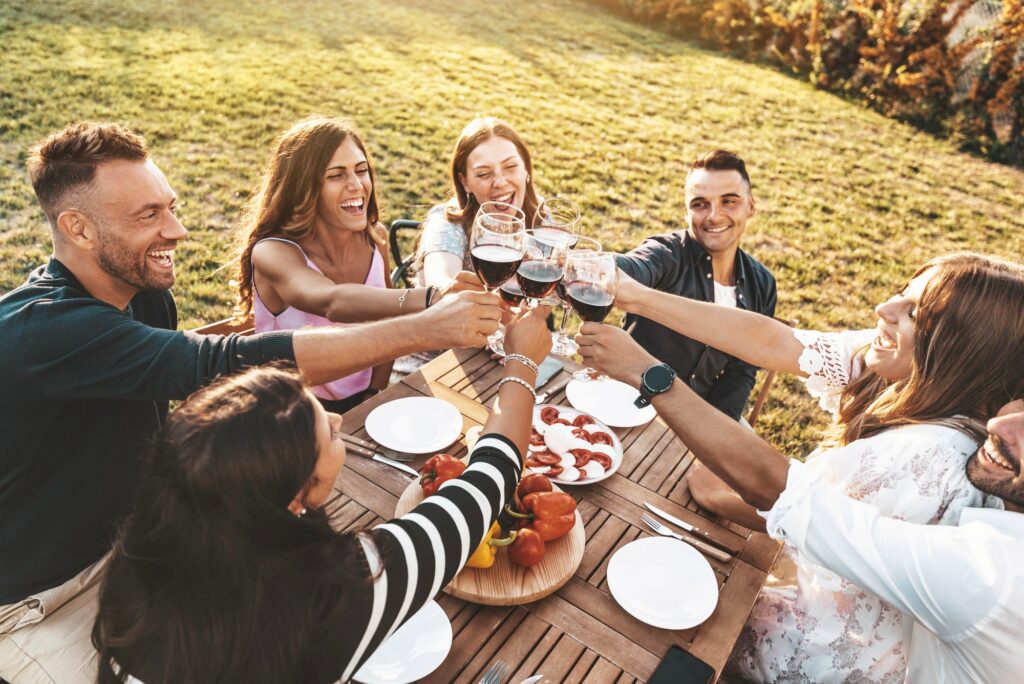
395;480;585;605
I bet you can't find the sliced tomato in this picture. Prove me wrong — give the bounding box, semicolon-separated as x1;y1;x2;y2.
588;432;614;446
554;418;573;426
572;414;596;428
590;452;612;470
570;448;592;468
529;431;546;446
571;427;589;441
545;465;564;477
534;450;561;465
539;406;561;424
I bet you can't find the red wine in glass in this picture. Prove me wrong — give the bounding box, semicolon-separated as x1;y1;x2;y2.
516;260;563;299
499;278;526;307
471;244;523;289
554;280;567;301
564;281;615;322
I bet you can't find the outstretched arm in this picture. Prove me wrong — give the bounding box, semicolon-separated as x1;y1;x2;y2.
615;269;806;377
576;322;789;510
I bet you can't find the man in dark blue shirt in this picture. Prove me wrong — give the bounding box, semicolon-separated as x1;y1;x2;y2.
616;150;777;421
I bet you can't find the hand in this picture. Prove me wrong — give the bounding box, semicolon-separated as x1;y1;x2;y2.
613;268;647;314
436;271;486;301
503;304;553;366
575;322;659;388
422;290;503;348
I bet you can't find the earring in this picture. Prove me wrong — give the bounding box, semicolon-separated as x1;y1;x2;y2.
294;506;307;518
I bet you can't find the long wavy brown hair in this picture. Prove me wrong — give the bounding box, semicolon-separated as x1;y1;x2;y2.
444;117;540;234
234;116;382;317
829;252;1024;446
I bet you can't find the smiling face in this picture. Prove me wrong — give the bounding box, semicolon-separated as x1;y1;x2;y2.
317;136;373;234
298;391;347;510
864;269;935;381
684;168;755;257
460;135;528;210
965;400;1024;509
89;159;187;293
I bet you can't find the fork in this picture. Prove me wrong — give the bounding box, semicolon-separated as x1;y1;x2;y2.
640;513;732;563
339;434;414;461
479;660;507;684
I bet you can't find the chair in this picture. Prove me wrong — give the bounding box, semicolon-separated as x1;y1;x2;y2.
746;368;776;428
388;219;421;288
190;313;255;336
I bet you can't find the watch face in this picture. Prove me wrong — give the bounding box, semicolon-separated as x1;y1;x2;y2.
643;364;675;393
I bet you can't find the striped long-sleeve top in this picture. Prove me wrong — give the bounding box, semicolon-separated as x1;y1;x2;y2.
315;433;523;683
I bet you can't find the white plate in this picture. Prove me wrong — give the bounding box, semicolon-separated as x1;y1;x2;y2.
565;378;657;428
364;397;462;454
607;536;718;630
353;600;452;684
531;404;622;486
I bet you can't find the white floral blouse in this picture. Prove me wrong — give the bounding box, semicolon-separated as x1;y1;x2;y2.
726;329;1002;683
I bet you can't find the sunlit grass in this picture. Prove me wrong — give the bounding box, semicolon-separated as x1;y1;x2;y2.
1;0;1021;456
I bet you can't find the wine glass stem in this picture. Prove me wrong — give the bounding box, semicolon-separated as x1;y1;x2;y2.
557;302;571;333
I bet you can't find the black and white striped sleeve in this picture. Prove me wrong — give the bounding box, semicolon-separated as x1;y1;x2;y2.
339;434;522;681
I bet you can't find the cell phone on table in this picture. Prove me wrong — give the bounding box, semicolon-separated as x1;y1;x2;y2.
534;356;563;389
647;645;715;684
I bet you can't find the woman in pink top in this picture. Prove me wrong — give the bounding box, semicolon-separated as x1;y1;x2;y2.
236;117;468;413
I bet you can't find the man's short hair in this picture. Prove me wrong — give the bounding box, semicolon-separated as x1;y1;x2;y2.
27;122;148;226
689;149;751;190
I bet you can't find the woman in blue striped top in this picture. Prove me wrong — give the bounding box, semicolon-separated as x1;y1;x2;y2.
92;307;552;683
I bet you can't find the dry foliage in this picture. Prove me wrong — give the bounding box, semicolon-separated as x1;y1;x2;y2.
598;0;1024;165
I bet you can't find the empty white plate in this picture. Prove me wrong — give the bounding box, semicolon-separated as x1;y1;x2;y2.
565;378;657;428
364;397;462;454
607;536;718;630
353;600;452;684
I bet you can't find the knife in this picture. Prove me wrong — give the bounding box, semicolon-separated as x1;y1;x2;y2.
644;502;731;551
371;454;419;477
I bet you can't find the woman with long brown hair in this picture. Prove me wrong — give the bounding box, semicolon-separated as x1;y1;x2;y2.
591;252;1024;682
414;117;542;288
92;307;552;683
236;116;477;413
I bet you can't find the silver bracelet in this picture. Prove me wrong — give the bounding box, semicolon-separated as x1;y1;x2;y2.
496;376;536;400
502;353;539;375
398;289;409;314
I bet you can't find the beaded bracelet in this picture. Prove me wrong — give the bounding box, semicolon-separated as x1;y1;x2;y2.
502;353;539;375
496;376;536;399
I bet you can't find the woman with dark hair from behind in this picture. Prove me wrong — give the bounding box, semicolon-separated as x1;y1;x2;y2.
92;306;552;683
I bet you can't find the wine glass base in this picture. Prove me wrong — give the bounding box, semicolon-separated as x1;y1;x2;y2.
487;328;506;356
550;333;578;357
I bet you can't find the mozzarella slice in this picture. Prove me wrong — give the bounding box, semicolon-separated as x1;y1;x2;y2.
544;423;577;455
581;461;606;479
558;465;580;482
582;422;603;434
558;452;577;469
528;442;548;453
526;466;551;475
532;415;550;435
588;442;616;458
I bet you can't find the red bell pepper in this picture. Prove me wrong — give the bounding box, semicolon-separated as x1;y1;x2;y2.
506;491;577;542
515;473;553;508
508;527;545;567
419;454;467;497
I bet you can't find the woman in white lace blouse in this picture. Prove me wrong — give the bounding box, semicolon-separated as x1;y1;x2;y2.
413;117;542;288
607;252;1024;683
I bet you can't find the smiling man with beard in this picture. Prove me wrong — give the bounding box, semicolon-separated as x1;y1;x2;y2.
0;122;503;683
616;150;776;422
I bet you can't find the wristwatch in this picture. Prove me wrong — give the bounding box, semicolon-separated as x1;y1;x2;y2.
635;363;676;408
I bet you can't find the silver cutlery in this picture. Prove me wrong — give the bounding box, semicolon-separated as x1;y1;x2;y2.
371;454;419;477
644;502;730;551
535;376;572;405
640;513;732;563
479;659;507;684
340;434;414;461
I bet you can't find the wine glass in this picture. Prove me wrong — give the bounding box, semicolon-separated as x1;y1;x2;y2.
470;201;525;354
564;250;618;381
516;229;568;309
533;197;581;247
551;236;602;356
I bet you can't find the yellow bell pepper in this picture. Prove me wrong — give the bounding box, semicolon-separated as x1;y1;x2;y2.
465;522;516;569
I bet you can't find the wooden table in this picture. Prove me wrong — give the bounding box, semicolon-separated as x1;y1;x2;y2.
331;349;780;683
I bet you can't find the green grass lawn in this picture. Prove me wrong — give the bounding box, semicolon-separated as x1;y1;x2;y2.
2;0;1022;456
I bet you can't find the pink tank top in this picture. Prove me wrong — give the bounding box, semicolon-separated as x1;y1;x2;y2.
252;237;387;401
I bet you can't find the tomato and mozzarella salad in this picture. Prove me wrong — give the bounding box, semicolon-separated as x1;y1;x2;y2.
526;406;618;482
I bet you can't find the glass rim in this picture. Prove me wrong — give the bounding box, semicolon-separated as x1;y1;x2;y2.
478;200;526;221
